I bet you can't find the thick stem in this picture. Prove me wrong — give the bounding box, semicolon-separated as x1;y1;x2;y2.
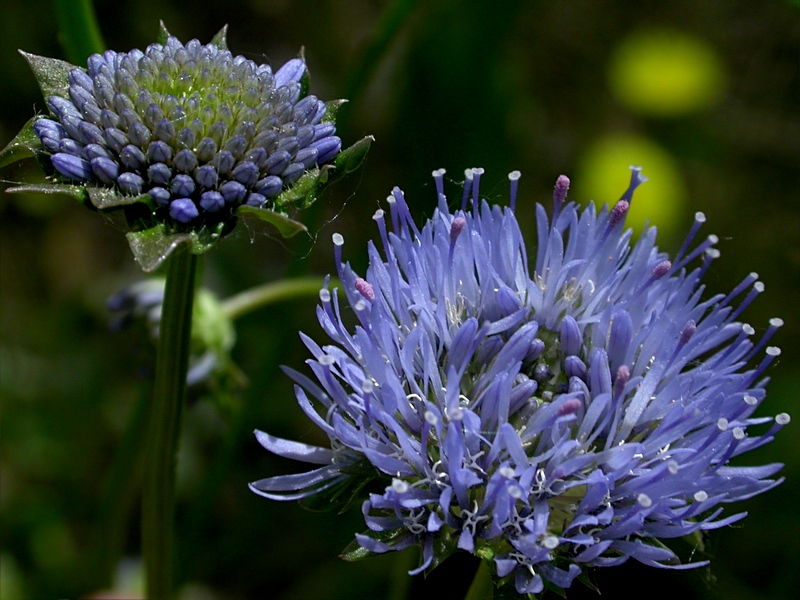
142;245;198;600
54;0;105;63
464;559;493;600
221;276;336;321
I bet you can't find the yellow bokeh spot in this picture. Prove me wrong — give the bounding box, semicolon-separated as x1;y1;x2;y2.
608;28;727;116
575;134;686;239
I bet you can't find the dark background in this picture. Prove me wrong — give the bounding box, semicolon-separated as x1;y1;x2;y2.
1;1;798;598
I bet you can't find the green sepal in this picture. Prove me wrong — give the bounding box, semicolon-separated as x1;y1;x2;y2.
5;182;89;204
236;204;308;238
297;47;310;99
210;24;229;50
321;99;347;124
158;20;172;45
19;50;79;100
0;116;47;169
126;222;224;272
340;528;410;562
88;187;152;211
332;135;374;180
272;166;330;212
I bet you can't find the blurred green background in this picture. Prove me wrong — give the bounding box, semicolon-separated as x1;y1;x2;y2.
1;1;798;598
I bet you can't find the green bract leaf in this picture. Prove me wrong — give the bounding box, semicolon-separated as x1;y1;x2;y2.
339;538;378;562
87;188;152;211
322;99;347;124
0;117;45;169
210;24;229;50
236;205;308;238
6;182;89;204
333;135;374;179
126;226;195;272
158;20;172;45
20;51;79;100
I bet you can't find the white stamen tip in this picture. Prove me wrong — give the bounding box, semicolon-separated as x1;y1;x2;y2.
392;478;409;494
424;410;438;425
449;407;464;421
769;318;784;327
708;234;719;244
508;170;521;181
464;168;474;180
744;395;758;406
717;418;729;431
508;485;522;499
694;490;708;502
332;233;344;246
542;535;559;549
361;380;374;393
743;324;755;335
766;346;781;356
472;167;485;176
695;211;706;223
372;209;384;221
754;282;765;292
499;466;515;479
319;288;331;303
432;168;446;177
319;354;335;366
667;460;679;475
354;299;366;312
776;413;791;425
386;194;396;204
733;427;746;440
637;493;653;508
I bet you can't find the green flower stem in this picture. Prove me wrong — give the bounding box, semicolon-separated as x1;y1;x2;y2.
54;0;105;64
464;560;493;600
221;276;339;321
142;245;198;600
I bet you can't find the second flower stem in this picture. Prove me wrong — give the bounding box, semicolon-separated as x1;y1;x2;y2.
142;245;198;600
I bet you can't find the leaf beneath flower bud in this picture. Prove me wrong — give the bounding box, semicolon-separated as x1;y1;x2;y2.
0;117;45;169
237;205;307;238
19;51;79;100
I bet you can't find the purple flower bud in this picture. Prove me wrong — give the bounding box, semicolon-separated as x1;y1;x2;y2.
282;162;305;184
560;315;582;356
147;163;171;185
274;58;306;87
245;147;268;169
47;96;80;120
195;137;217;162
245;193;266;208
119;144;147;170
195;165;218;189
169;198;199;222
174;149;198;172
214;151;235;176
154;118;176;142
100;109;120;130
311;136;341;164
255;176;283;198
90;157;120;185
232;161;260;187
526;338;545;362
171;174;195;197
296;125;314;148
101;127;130;153
312;123;336;142
51;152;93;180
224;135;248;160
219;180;247;203
565;355;587;380
117;172;145;195
87;144;116;162
276;136;300;157
199;191;225;213
59;138;84;156
607;309;633;367
128;122;151;147
148;187;170;206
147;140;172;163
295;147;318;168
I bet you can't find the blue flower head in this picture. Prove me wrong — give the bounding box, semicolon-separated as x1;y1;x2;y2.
250;167;788;594
2;22;371;271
